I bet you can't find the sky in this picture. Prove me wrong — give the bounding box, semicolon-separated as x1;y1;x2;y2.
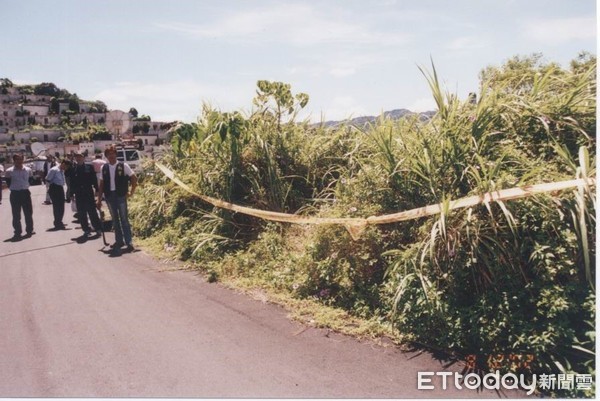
0;0;596;123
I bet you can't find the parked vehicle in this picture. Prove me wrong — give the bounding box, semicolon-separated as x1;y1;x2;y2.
113;147;144;173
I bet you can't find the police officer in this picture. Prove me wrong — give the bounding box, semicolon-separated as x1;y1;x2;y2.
70;152;102;237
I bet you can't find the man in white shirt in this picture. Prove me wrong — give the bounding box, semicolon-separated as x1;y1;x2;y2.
96;145;138;254
5;153;34;239
42;155;56;204
92;153;107;184
46;159;71;230
0;162;4;205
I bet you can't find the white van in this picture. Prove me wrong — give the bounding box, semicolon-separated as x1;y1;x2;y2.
113;147;144;173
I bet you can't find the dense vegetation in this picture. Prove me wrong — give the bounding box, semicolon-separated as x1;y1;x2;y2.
130;53;596;397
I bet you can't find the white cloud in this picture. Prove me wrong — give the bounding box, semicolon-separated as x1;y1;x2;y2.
286;64;326;78
155;3;410;47
287;50;395;80
446;36;489;50
318;96;369;121
94;80;253;122
329;67;357;78
286;48;391;79
407;97;437;113
523;17;596;44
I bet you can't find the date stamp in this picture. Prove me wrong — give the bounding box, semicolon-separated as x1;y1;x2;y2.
464;353;535;372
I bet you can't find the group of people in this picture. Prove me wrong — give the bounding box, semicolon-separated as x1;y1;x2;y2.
2;145;138;255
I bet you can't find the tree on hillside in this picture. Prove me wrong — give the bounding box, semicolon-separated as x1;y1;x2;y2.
88;100;108;113
49;97;60;114
68;94;80;113
129;107;138;118
90;129;112;141
0;78;13;88
134;114;151;122
34;82;61;96
20;85;34;95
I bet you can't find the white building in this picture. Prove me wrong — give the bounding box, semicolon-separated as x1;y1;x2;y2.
23;104;49;117
105;110;132;138
29;129;63;142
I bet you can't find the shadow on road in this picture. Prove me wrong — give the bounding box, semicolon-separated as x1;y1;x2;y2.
72;233;101;244
0;241;75;259
3;232;35;243
100;247;140;258
46;227;72;232
4;236;23;243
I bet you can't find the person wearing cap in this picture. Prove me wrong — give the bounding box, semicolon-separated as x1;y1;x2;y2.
70;151;102;237
4;153;34;239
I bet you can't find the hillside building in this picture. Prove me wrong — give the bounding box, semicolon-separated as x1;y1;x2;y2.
0;82;176;162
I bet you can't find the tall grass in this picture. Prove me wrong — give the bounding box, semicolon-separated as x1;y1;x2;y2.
131;54;596;397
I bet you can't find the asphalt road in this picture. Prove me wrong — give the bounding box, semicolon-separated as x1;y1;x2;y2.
0;185;512;398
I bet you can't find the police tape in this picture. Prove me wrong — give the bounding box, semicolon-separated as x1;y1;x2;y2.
155;162;595;240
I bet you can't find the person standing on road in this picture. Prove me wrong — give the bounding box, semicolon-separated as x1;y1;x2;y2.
92;153;107;185
0;162;4;205
4;153;34;239
96;145;137;253
42;155;56;205
46;159;71;230
70;152;102;237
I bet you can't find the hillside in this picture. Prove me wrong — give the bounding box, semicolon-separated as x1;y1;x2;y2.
318;108;435;128
0;79;173;155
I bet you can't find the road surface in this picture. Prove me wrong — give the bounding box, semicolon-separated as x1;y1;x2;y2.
0;185;511;398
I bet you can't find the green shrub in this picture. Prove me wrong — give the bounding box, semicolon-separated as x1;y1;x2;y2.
130;54;596;397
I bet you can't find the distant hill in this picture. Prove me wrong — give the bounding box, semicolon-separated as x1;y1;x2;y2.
316;108;436;128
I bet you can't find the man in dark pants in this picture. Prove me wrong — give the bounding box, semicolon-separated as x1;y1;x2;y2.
46;159;71;230
96;145;138;254
5;153;34;240
42;155;55;205
70;152;101;237
0;162;4;204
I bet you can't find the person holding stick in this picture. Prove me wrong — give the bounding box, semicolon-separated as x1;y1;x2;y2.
96;145;137;254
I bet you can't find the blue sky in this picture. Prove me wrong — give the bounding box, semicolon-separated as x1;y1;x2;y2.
1;0;596;123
